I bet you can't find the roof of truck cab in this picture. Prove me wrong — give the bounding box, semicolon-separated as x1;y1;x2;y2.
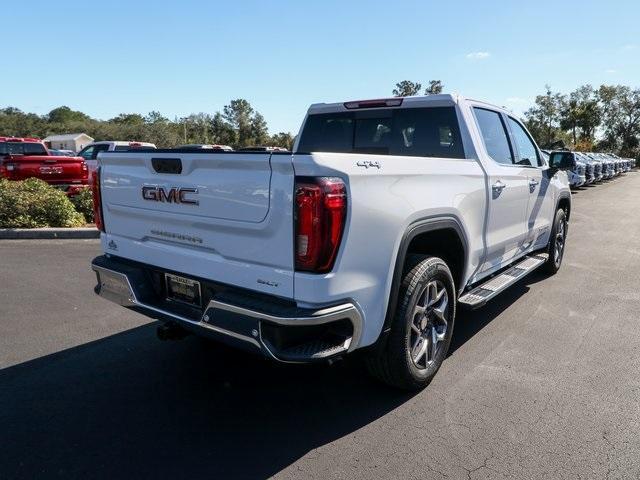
308;94;457;113
88;141;156;146
307;94;509;115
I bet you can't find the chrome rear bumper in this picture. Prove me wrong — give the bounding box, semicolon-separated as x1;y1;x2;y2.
91;256;363;363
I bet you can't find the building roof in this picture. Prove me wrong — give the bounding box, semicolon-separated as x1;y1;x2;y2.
43;133;94;142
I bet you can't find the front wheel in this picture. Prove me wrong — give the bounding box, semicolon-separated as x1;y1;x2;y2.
543;208;567;275
366;255;456;390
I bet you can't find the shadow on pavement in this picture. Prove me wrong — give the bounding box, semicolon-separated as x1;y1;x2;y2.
0;325;411;479
0;270;549;479
449;270;546;355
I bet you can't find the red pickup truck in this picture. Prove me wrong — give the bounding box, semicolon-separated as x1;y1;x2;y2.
0;137;89;195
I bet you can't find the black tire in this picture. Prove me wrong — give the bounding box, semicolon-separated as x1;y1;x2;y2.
366;255;456;390
543;208;567;275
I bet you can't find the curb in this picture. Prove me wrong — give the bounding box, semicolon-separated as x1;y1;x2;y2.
0;228;100;240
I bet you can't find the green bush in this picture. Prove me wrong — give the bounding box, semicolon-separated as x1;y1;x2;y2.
0;178;86;228
70;187;94;224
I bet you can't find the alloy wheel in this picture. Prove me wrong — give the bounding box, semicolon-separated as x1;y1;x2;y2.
409;280;449;369
554;217;566;267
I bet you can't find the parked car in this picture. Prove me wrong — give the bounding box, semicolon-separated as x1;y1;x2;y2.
613;154;632;172
78;141;157;181
544;151;585;188
0;137;89;195
581;153;606;183
90;94;572;390
177;144;233;151
596;154;615;179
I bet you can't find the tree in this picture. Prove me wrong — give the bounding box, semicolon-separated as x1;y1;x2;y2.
209;112;236;146
597;85;640;156
47;106;90;124
559;95;579;145
524;85;566;147
179;113;213;144
559;85;600;145
223;99;256;147
270;132;294;150
393;80;422;97
109;113;145;125
221;99;272;147
143;111;180;147
249;112;269;146
425;80;444;95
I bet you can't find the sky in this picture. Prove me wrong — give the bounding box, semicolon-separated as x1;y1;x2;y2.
3;0;639;134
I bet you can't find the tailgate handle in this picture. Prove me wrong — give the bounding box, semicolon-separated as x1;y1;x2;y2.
152;158;182;174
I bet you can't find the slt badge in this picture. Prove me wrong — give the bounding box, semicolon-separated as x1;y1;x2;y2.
356;160;381;169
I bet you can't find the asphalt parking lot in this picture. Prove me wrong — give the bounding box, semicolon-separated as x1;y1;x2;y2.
1;172;640;479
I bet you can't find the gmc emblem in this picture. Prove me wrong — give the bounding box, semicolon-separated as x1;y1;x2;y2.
142;185;199;205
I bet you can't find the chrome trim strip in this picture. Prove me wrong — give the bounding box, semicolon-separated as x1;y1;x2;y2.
209;300;362;353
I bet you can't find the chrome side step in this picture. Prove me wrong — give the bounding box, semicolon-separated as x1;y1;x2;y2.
459;253;548;309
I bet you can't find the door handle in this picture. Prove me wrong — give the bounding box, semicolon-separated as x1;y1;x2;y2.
529;179;539;187
492;180;506;192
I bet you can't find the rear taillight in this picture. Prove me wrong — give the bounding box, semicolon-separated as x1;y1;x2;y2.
92;167;105;232
295;177;347;273
0;158;16;178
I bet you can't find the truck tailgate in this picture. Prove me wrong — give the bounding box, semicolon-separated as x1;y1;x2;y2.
3;155;88;184
98;151;295;298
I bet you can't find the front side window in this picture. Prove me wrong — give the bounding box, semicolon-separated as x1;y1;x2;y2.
507;117;541;167
78;146;94;160
473;108;513;165
297;107;465;159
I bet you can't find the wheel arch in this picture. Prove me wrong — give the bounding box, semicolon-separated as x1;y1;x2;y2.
372;216;469;352
557;192;571;221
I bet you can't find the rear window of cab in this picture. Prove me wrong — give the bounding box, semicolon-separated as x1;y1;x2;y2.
297;106;465;159
0;142;47;155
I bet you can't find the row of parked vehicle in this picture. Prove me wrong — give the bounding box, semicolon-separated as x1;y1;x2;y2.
542;150;636;188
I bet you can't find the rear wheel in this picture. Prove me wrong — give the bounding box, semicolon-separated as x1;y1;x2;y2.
543;208;567;274
366;255;456;390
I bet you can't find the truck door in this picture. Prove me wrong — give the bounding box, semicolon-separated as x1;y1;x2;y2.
506;116;554;250
472;107;530;275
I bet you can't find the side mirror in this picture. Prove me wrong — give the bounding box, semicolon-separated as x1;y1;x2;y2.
549;151;574;170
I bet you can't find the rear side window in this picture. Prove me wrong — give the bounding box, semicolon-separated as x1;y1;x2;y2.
22;143;47;155
473;108;514;165
297;107;465;159
92;144;110;157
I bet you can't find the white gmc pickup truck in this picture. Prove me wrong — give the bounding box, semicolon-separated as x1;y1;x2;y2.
91;94;572;389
